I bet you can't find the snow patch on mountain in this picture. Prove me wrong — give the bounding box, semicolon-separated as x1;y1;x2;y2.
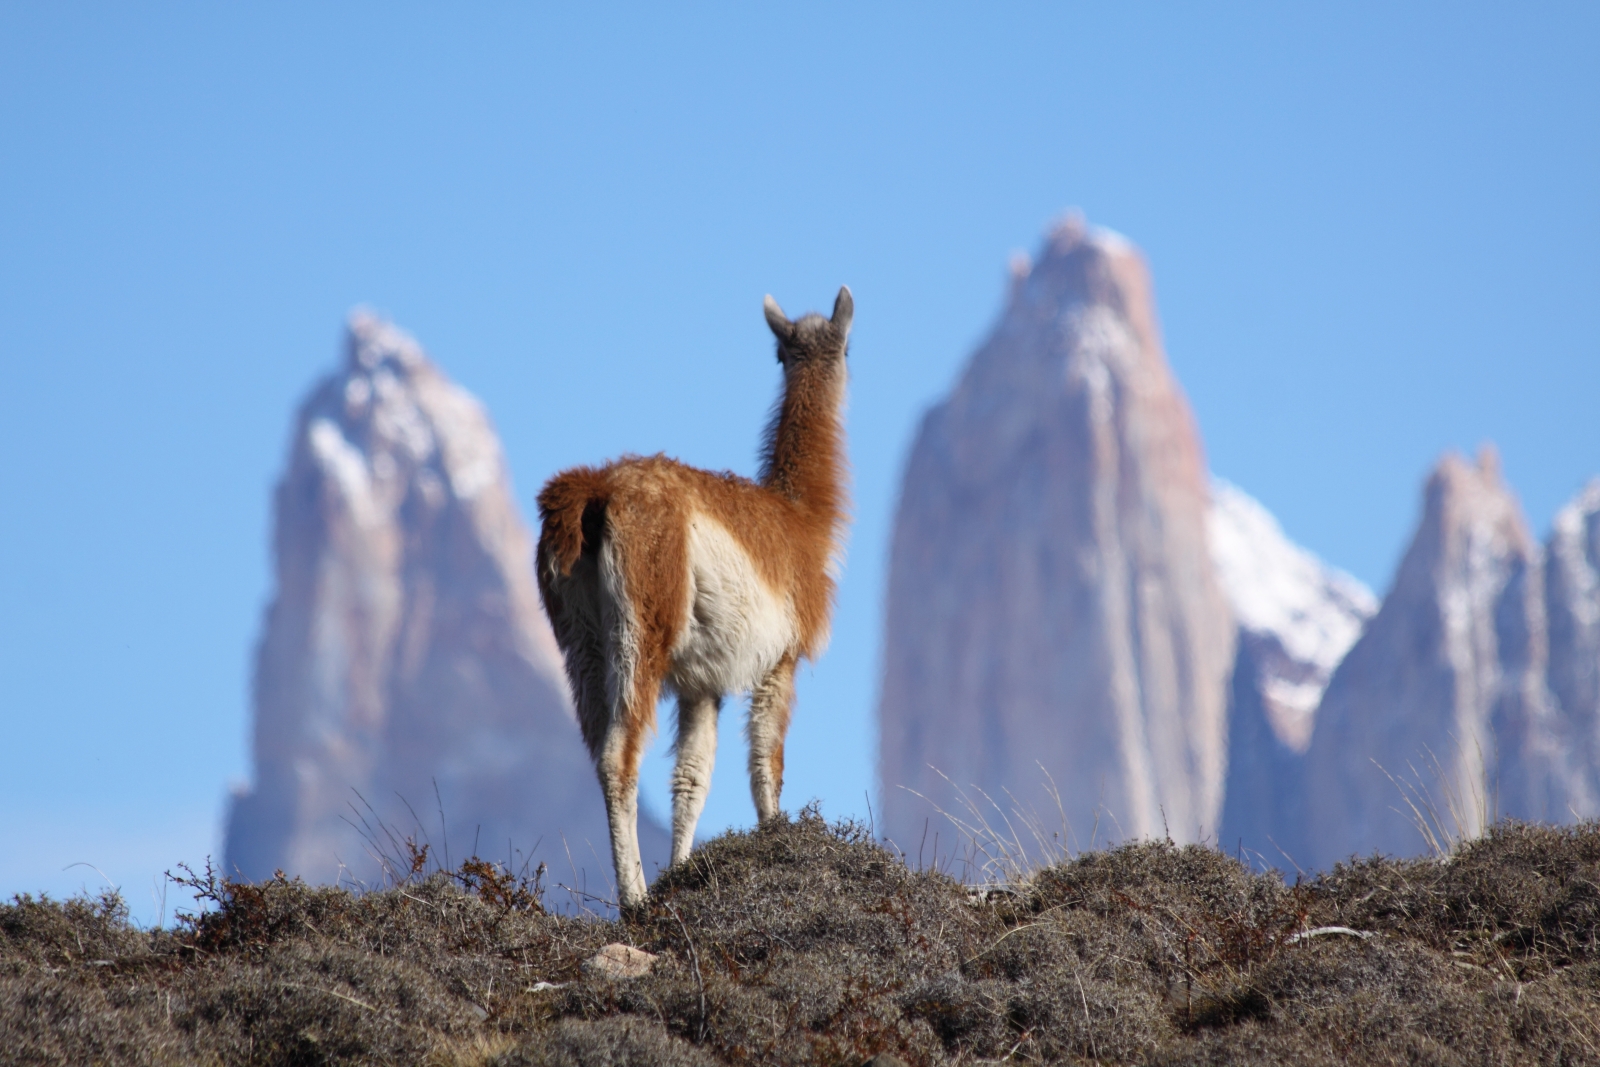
1550;479;1600;632
1209;479;1377;749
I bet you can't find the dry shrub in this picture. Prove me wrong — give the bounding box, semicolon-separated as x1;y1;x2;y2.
2;813;1599;1065
1308;821;1600;969
488;1017;720;1066
0;889;152;967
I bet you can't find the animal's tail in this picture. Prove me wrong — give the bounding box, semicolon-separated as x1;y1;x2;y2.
535;466;611;584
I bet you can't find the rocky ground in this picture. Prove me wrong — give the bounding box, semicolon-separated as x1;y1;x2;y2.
4;810;1600;1065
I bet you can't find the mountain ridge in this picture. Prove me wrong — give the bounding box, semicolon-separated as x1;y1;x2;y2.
880;215;1600;870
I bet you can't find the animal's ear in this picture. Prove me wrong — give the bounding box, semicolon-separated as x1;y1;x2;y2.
831;286;854;338
763;295;792;341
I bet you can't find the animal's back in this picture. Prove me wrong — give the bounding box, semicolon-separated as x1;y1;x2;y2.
536;456;807;697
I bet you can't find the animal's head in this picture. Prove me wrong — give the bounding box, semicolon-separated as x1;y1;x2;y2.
762;286;852;371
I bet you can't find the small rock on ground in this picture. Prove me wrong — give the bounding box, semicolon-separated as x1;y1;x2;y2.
583;942;657;979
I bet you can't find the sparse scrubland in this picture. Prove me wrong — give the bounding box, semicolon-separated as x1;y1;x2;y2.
5;809;1600;1066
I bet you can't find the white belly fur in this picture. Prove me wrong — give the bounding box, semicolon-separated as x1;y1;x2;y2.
669;516;794;698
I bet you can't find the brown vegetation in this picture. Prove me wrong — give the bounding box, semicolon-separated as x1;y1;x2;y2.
4;810;1600;1065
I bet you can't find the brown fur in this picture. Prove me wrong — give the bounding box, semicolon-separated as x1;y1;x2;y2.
535;288;852;906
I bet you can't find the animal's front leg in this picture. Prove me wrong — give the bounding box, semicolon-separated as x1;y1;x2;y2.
747;655;796;823
670;693;719;866
596;710;651;910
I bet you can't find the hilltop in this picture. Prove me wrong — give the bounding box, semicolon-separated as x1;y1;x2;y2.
5;811;1599;1066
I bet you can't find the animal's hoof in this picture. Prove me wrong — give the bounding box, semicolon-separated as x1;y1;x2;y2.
582;942;658;980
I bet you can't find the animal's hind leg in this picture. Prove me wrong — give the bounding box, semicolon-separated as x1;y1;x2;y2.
669;693;719;866
596;676;658;911
547;579;644;903
747;654;796;824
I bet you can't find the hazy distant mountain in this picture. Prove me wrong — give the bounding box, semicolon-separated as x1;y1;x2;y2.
1546;479;1600;803
1295;451;1593;872
225;312;666;891
878;216;1235;858
1210;480;1377;865
876;216;1599;873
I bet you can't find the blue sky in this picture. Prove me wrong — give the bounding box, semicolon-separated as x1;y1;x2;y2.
2;3;1596;922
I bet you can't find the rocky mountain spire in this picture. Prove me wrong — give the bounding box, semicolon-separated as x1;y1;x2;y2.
877;216;1235;857
1295;450;1592;872
1546;479;1600;800
225;312;666;888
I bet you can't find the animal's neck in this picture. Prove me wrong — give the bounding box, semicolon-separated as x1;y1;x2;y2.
759;363;845;520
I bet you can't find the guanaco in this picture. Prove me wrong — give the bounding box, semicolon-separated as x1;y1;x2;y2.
536;288;852;907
